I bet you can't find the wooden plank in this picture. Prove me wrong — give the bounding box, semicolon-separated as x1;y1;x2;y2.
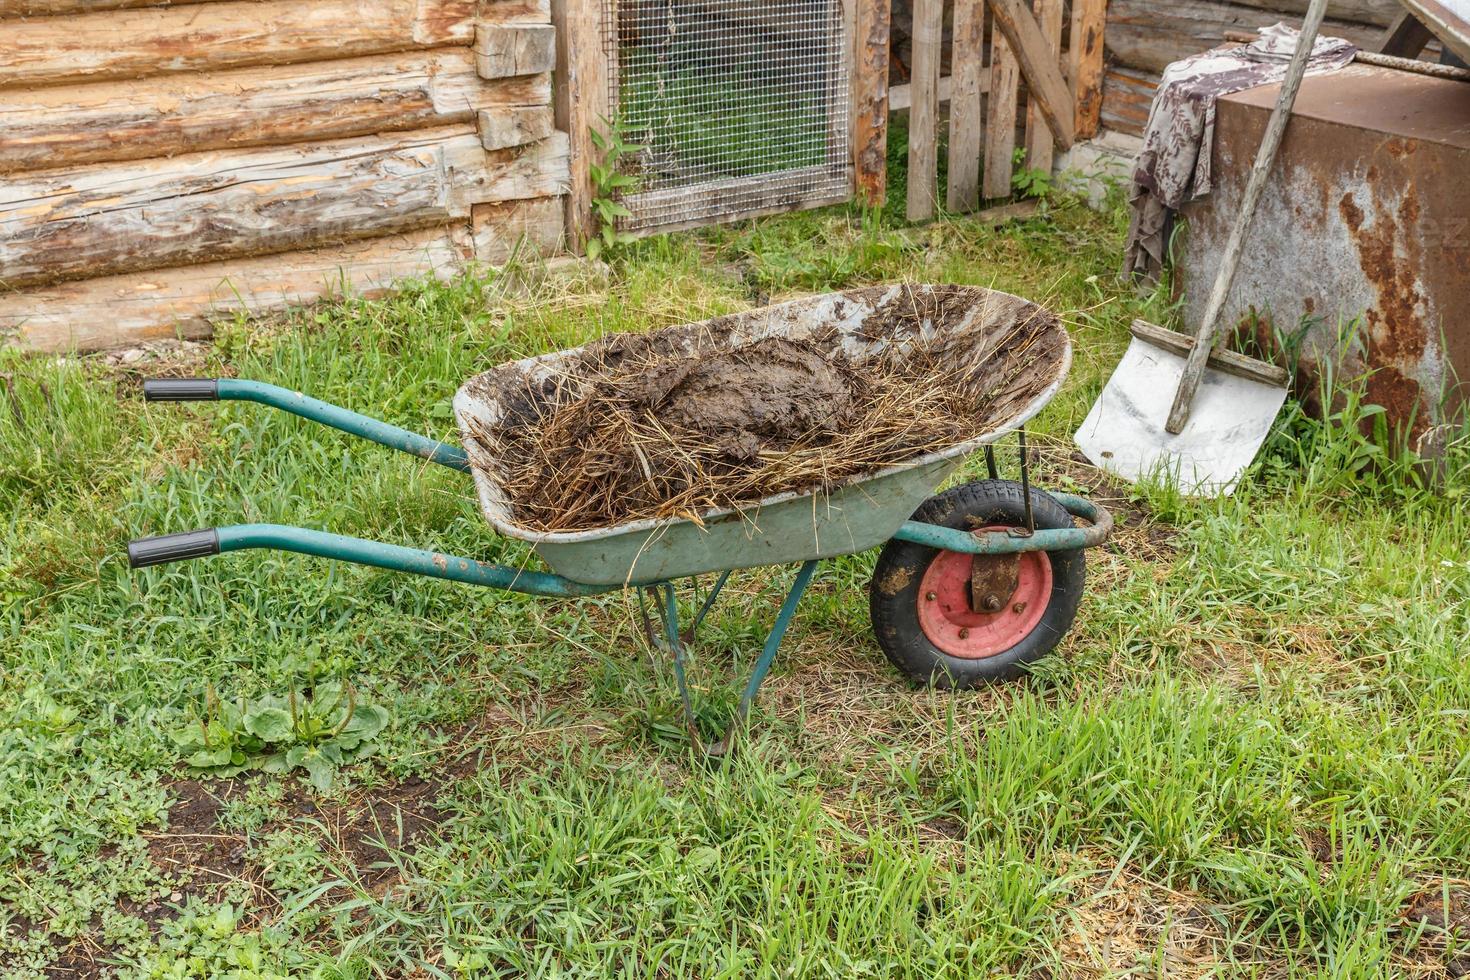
0;52;550;175
986;0;1075;149
5;228;469;351
551;0;609;251
1398;0;1470;63
620;167;851;235
478;106;555;150
0;128;569;288
1103;0;1384;75
850;0;893;207
482;0;553;21
1377;11;1434;56
983;10;1021;199
624;190;852;237
890;75;968;111
905;0;942;220
0;0;478;90
1069;0;1107;140
972;198;1042;226
3;201;563;352
0;0;228;14
473;23;558;79
1099;64;1156;137
1024;0;1064;171
946;0;986;212
1130;319;1288;386
1227;0;1402;27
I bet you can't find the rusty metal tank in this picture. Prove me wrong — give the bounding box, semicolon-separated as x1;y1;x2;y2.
1176;62;1470;444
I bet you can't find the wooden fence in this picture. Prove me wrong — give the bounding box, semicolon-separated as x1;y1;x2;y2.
847;0;1105;220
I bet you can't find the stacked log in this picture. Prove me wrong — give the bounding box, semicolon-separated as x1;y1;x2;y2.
0;0;567;351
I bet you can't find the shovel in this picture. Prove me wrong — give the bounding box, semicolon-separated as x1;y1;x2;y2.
1075;0;1328;495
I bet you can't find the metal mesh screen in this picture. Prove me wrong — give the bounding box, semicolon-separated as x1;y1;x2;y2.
603;0;852;232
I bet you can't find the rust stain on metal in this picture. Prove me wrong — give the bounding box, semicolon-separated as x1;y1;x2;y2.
1337;188;1429;364
431;553;448;571
1364;366;1428;436
970;553;1020;613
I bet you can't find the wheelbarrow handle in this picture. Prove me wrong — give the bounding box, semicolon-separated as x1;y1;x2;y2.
141;378;470;472
128;528;220;567
143;379;218;401
126;524;609;597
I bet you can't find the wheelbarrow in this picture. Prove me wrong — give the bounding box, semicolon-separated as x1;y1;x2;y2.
129;284;1113;754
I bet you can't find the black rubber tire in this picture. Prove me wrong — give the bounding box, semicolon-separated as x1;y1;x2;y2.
869;480;1085;688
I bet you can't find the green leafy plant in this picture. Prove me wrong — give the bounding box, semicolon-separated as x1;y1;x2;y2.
255;828;330;896
586;119;643;260
171;682;389;792
119;901;310;980
1010;147;1052;199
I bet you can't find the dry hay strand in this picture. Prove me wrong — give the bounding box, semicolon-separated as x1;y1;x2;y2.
1056;866;1236;978
472;290;1059;533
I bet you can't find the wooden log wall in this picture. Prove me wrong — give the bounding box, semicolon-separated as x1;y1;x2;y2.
0;0;569;351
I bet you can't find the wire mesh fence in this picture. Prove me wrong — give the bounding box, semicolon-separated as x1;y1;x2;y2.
602;0;853;232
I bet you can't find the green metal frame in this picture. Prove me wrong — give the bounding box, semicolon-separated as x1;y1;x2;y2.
890;493;1112;554
130;377;1115;753
650;560;818;756
215;380;470;471
216;525;607;597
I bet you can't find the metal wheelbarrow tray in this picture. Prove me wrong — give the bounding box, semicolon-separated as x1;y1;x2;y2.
129;284;1113;753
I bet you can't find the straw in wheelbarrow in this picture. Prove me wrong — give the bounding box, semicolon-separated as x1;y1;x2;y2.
467;288;1064;533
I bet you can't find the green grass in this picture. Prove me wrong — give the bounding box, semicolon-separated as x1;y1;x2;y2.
2;186;1468;978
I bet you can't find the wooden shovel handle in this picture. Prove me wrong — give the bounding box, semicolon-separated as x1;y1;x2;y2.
1164;0;1330;434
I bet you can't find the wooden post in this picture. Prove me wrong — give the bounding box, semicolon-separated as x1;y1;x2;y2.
1069;0;1106;140
982;7;1019;200
987;0;1074;149
945;0;985;212
1023;0;1063;172
851;0;892;208
1164;0;1329;434
905;0;942;220
1376;10;1433;56
551;0;608;252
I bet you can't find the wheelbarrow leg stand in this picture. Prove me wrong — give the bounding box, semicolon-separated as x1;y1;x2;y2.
654;560;819;758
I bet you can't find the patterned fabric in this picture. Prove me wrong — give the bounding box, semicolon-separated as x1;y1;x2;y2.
1122;24;1358;283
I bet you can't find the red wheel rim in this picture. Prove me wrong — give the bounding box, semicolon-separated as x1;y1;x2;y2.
916;526;1052;660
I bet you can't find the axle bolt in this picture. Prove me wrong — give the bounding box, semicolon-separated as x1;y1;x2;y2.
981;594;1004;612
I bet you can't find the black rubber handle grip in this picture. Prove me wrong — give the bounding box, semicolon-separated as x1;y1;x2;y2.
142;379;218;402
128;529;220;568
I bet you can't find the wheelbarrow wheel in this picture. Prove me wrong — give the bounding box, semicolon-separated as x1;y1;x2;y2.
869;480;1085;688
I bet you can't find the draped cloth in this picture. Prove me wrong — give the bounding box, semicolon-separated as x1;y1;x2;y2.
1121;24;1358;284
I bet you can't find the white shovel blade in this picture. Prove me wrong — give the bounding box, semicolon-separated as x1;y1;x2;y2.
1074;337;1288;496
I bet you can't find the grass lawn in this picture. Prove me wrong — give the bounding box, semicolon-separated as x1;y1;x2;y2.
3;183;1469;978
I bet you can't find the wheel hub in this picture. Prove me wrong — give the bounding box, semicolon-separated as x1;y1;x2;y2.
916;526;1052;659
970;552;1020;614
